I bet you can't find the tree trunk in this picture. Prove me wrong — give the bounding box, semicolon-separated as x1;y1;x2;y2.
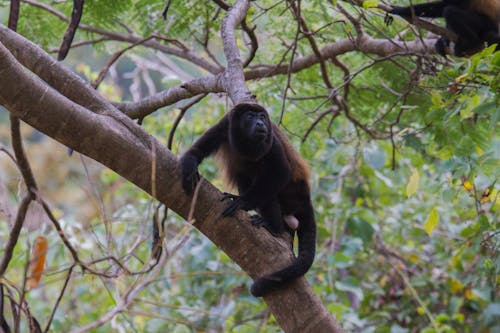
0;30;343;333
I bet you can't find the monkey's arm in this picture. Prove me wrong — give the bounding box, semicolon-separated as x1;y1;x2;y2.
222;140;291;216
180;117;229;194
389;2;447;18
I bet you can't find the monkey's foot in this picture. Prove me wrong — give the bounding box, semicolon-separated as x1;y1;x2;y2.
250;215;266;227
250;216;281;237
220;192;239;201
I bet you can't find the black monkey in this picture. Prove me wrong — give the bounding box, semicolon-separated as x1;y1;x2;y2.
180;103;316;297
386;0;500;56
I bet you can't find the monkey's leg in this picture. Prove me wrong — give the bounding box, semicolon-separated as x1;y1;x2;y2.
389;2;446;18
254;200;284;236
484;30;500;50
443;6;489;56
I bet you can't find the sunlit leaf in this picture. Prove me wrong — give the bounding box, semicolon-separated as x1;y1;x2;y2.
406;169;419;197
362;0;379;8
449;278;464;293
27;236;48;289
464;287;475;300
423;207;439;236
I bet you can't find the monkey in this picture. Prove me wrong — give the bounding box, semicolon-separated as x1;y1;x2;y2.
180;103;316;297
385;0;500;56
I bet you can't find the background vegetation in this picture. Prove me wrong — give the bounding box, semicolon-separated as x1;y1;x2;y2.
0;0;498;332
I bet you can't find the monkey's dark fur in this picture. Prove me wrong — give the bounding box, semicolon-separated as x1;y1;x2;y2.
180;103;316;297
387;0;500;56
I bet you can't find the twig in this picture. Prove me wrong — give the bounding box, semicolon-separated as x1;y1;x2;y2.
0;193;32;277
8;0;20;31
58;0;85;60
44;265;74;333
220;0;255;104
167;94;207;150
92;36;154;89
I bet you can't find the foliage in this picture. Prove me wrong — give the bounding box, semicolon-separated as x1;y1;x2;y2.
0;0;499;332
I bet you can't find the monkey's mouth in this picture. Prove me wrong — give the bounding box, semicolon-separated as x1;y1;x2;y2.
255;128;268;139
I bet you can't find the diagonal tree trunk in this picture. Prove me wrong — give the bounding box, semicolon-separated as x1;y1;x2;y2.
0;31;343;333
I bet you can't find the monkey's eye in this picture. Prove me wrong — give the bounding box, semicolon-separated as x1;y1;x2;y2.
246;113;254;120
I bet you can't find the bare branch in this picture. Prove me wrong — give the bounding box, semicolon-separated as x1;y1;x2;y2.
0;195;32;277
22;0;222;74
220;0;255;104
92;36;154;89
0;36;344;333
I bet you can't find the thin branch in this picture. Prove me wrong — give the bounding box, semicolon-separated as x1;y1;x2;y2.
8;0;20;31
0;195;32;277
57;0;85;60
167;94;207;150
43;266;74;333
22;0;221;74
92;36;154;89
220;0;255;104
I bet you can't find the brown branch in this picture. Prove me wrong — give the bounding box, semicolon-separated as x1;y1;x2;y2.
167;94;207;150
10;117;38;192
92;36;154;89
22;0;222;74
301;107;341;143
0;37;344;333
241;19;259;68
289;0;333;89
220;0;255;104
161;0;172;20
57;0;85;61
8;0;20;31
0;195;32;277
213;0;260;68
49;36;111;53
0;284;10;333
44;266;74;333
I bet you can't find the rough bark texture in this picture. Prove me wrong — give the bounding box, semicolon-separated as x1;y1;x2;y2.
0;34;343;333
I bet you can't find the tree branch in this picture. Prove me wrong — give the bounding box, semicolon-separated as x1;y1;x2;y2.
220;0;255;104
0;36;343;333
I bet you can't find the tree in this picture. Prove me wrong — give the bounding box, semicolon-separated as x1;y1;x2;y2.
0;1;498;332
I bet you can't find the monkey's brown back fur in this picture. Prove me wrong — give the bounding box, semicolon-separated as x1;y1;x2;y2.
216;126;310;191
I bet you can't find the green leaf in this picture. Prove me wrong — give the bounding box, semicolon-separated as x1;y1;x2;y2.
423;207;439;236
471;101;497;115
362;0;379;8
406;169;419;197
346;217;374;244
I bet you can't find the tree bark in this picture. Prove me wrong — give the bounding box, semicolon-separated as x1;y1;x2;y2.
0;36;343;333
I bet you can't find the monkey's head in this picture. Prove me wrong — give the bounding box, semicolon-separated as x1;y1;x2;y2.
229;103;273;160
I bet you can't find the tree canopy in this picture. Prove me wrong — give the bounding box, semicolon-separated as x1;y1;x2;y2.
0;1;498;332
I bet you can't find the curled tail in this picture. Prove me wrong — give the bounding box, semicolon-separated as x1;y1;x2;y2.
250;209;316;297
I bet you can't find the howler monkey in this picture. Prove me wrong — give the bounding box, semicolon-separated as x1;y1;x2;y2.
180;103;316;297
386;0;500;56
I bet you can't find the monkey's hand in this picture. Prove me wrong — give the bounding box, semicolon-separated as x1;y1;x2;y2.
220;193;252;217
435;37;451;57
180;154;200;195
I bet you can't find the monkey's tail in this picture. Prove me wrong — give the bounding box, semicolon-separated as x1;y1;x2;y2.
250;208;316;297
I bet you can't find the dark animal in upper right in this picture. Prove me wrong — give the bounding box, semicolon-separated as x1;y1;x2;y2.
386;0;500;56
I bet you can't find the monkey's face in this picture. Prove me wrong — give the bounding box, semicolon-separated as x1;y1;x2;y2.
240;110;269;143
229;104;273;160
